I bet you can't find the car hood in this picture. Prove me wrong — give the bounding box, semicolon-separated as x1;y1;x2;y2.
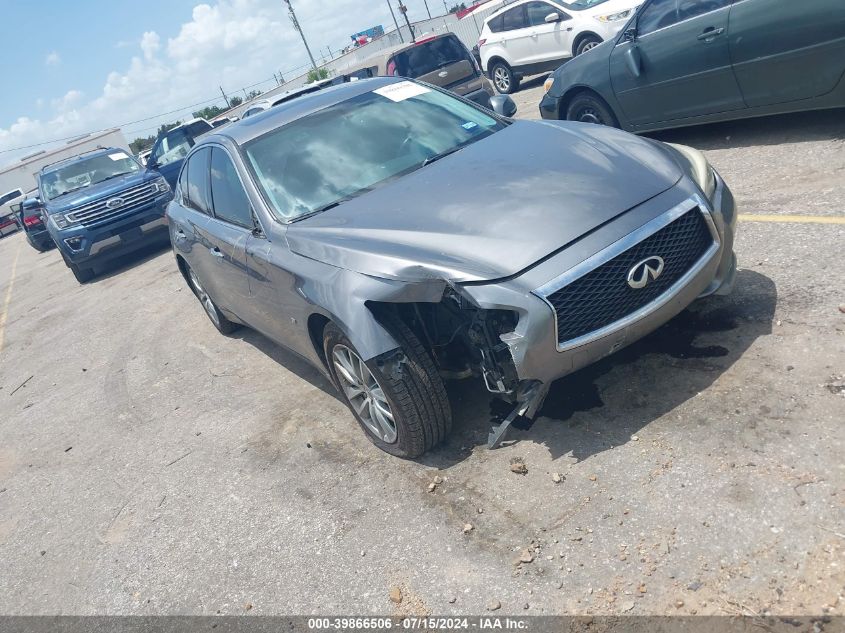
45;171;157;214
286;120;682;283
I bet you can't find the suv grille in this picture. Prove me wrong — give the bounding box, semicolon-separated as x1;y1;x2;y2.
544;208;714;347
66;182;157;226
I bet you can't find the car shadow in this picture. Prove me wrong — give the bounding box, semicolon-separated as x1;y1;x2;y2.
87;238;172;283
419;269;777;467
647;108;845;150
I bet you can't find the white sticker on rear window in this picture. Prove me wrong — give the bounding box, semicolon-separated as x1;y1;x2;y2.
373;81;431;102
108;152;129;161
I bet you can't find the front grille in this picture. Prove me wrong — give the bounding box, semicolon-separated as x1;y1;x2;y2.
66;182;157;226
544;208;714;346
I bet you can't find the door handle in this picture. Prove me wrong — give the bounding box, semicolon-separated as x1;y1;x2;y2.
209;247;224;259
697;27;724;41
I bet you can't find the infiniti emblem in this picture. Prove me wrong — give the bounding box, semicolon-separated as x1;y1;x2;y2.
105;197;125;209
627;256;665;289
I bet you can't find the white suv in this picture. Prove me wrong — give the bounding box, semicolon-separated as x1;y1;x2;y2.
479;0;642;93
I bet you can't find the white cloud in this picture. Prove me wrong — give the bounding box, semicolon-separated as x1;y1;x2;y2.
45;51;61;66
1;0;393;163
140;31;161;61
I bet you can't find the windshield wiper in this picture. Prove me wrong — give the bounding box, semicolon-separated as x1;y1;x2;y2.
421;146;463;167
51;185;89;200
93;172;134;185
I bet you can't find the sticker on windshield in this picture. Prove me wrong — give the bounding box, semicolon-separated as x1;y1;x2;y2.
108;152;129;161
461;121;478;130
373;81;430;102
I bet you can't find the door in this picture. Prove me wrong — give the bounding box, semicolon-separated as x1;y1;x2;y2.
172;148;214;284
524;1;574;65
202;147;253;318
609;0;745;127
497;4;533;66
729;0;845;108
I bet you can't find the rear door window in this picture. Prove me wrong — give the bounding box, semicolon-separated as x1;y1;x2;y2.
388;36;473;77
488;14;506;33
501;5;528;31
209;148;252;229
185;147;212;215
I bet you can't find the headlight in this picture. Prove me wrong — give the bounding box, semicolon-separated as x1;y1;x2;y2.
596;8;633;22
154;178;171;194
543;76;555;93
50;213;75;230
667;143;717;202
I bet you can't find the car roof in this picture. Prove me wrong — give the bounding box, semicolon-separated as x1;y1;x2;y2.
199;77;404;148
40;147;126;174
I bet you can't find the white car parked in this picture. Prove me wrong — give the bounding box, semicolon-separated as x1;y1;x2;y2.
479;0;642;93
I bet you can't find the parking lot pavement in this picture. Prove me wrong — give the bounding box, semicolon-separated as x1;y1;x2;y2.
0;105;844;617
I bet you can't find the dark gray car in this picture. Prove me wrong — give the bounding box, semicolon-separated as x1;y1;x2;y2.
539;0;845;131
167;77;737;458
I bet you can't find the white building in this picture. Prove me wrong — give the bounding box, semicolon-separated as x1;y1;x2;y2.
0;128;130;214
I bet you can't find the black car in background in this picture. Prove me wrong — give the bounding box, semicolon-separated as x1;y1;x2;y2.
13;193;54;251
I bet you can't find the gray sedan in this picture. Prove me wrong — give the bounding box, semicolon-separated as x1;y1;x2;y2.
166;77;737;458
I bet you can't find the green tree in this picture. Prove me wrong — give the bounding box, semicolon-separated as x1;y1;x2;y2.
192;105;225;120
245;89;262;100
229;95;243;107
306;67;330;83
129;136;155;155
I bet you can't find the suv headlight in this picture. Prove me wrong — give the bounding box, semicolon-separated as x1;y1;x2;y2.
50;213;77;230
596;8;633;22
153;177;171;194
667;143;717;202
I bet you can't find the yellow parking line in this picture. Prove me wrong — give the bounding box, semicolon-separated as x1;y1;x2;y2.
0;241;23;354
738;214;845;225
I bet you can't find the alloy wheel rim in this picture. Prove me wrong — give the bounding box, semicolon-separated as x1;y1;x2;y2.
494;67;510;92
578;108;602;124
332;345;397;444
189;269;220;327
581;40;599;53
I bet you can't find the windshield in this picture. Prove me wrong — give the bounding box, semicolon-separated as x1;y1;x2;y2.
561;0;612;9
40;151;142;201
388;36;473;77
244;82;504;222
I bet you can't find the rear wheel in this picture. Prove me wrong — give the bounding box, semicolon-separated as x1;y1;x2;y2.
61;252;94;283
490;61;519;95
186;265;238;334
566;92;619;127
323;317;452;458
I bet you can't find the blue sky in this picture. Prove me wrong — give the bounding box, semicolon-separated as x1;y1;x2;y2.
0;0;407;165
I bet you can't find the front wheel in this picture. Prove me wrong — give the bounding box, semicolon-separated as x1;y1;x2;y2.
490;62;519;95
323;317;452;458
61;252;94;283
575;35;602;56
566;92;619;127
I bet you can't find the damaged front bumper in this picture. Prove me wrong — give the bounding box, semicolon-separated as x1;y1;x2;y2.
457;177;737;446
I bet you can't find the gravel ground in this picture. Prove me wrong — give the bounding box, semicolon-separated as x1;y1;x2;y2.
0;88;843;616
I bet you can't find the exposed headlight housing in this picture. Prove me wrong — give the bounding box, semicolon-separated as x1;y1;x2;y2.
667;143;717;202
596;8;633;22
153;177;171;194
543;76;555;93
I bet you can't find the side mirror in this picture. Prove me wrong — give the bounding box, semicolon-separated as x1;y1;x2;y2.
146;160;159;171
623;28;637;42
490;94;517;118
544;12;561;23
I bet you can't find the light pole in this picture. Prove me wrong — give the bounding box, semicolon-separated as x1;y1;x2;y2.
422;0;431;19
283;0;318;72
386;0;405;43
398;2;416;43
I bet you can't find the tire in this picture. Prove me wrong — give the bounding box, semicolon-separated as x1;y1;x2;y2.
323;317;452;458
574;35;602;56
61;251;94;283
185;264;239;334
490;61;520;95
566;91;619;127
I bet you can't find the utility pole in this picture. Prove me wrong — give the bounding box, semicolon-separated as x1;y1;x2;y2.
219;86;230;108
422;0;431;19
398;2;415;42
326;46;334;60
443;0;449;14
282;0;318;72
387;0;405;43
